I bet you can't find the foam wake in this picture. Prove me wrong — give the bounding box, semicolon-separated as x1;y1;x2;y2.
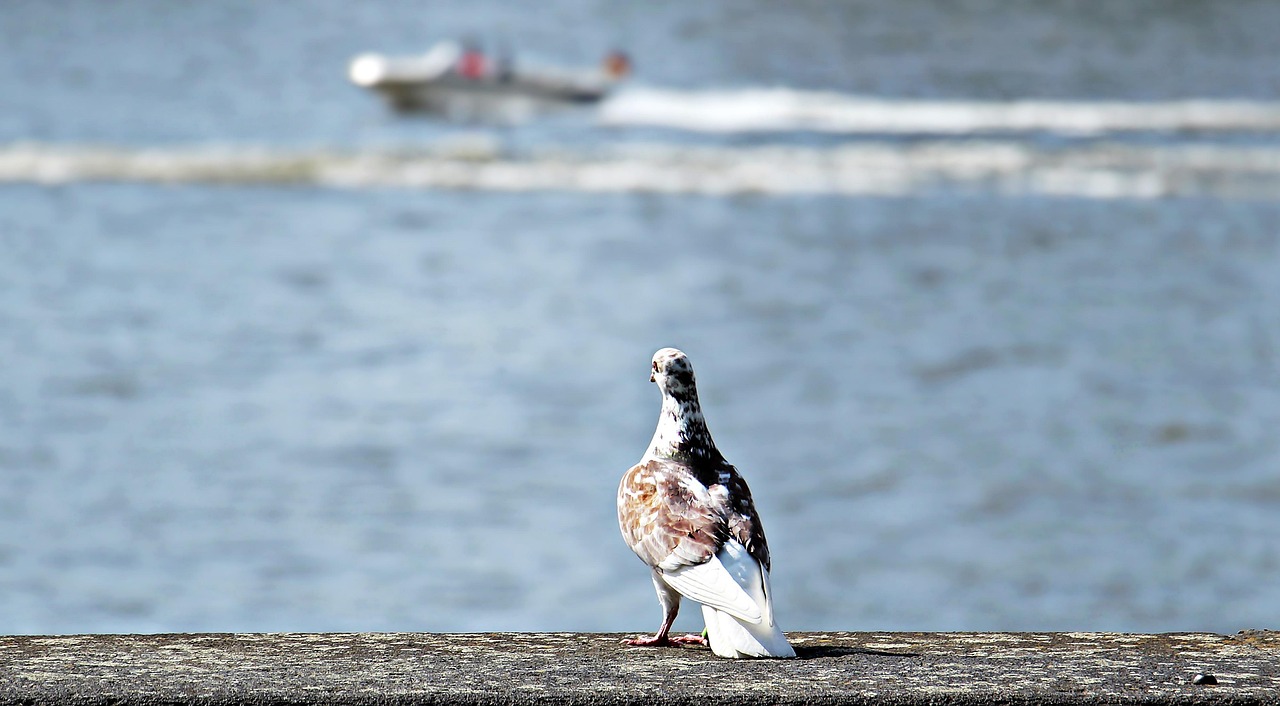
599;88;1280;136
2;140;1279;199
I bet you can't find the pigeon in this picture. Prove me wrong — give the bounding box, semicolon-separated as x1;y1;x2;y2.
617;348;795;659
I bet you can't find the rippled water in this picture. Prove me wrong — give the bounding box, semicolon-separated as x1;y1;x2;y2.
2;1;1279;636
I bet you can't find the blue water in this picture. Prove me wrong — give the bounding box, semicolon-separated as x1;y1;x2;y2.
2;1;1279;636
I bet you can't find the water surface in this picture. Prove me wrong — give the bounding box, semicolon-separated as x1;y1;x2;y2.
2;1;1279;636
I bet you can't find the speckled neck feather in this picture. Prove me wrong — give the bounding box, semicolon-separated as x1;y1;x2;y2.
646;370;724;466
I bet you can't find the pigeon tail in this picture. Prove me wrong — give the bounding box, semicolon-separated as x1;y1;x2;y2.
701;603;794;658
699;540;795;659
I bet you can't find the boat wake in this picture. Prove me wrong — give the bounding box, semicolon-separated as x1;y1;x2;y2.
600;87;1280;136
3;140;1279;199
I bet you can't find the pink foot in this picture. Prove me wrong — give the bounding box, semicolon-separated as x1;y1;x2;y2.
622;633;707;648
622;634;673;647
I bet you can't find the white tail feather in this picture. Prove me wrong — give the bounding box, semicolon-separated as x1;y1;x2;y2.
701;603;795;658
692;540;795;658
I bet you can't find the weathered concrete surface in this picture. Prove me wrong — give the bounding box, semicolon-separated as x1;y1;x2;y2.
1;631;1277;705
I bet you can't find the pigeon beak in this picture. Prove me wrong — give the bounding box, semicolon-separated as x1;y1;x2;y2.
649;372;656;383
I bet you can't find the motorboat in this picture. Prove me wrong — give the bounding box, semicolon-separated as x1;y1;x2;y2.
349;41;630;115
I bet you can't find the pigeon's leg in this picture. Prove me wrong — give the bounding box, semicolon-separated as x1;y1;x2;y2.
623;573;707;647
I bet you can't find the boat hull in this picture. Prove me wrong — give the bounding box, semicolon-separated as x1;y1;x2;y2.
350;52;617;115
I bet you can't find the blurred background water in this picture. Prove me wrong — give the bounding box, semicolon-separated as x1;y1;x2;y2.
1;1;1279;636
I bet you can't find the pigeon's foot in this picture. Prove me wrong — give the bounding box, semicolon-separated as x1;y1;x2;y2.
622;633;707;648
621;634;673;647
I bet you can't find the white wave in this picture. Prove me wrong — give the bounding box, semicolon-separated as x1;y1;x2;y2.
2;141;1280;199
599;87;1280;135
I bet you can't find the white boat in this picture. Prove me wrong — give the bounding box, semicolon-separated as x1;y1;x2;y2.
349;42;630;115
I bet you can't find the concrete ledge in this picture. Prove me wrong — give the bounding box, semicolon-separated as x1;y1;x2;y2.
1;631;1277;705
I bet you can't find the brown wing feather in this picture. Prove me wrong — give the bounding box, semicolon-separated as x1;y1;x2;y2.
618;458;772;572
618;458;728;570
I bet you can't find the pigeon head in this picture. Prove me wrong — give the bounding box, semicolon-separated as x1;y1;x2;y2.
650;347;697;397
644;347;723;466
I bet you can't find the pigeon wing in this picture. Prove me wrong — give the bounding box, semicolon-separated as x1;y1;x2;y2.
719;464;772;571
660;549;763;624
619;458;765;623
618;458;727;571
